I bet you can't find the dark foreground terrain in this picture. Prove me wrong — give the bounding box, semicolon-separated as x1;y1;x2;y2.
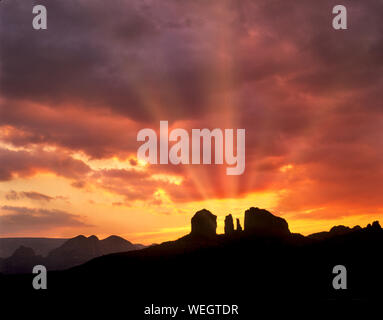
1;208;382;317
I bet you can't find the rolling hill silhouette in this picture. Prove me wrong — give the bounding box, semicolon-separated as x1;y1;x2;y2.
0;238;67;258
0;235;144;274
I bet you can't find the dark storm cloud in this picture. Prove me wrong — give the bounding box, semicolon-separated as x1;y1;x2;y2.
0;0;221;121
1;0;382;119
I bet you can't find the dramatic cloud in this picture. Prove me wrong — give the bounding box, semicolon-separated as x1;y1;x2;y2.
5;190;54;202
0;148;90;181
0;104;140;158
0;206;90;235
0;0;382;236
0;0;223;121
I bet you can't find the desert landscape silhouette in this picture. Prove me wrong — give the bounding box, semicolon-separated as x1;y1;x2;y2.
1;206;382;315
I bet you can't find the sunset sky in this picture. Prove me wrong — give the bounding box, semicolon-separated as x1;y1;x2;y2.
1;0;382;244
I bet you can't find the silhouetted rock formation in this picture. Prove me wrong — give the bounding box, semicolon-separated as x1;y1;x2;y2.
191;209;217;237
330;225;351;235
244;207;290;236
236;218;242;231
309;224;364;240
371;221;381;230
224;214;234;235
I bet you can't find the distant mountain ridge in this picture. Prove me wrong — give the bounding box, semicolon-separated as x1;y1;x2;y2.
0;238;67;258
45;235;142;270
307;221;381;240
0;235;145;274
